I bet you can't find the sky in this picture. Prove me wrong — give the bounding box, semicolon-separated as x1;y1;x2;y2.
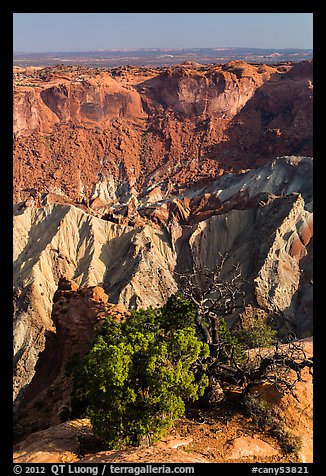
13;13;313;53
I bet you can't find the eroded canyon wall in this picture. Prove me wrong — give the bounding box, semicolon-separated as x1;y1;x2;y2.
13;156;313;399
14;61;312;205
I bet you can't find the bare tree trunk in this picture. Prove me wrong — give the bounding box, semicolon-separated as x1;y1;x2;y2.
195;309;212;344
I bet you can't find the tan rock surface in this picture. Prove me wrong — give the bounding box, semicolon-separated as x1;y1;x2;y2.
13;418;209;464
79;440;208;464
14;419;91;463
224;436;279;460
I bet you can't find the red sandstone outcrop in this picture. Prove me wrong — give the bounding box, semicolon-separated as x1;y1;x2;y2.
13;420;91;464
139;61;268;118
13;61;312;205
223;436;279;460
14;70;145;136
14;277;129;439
249;338;313;463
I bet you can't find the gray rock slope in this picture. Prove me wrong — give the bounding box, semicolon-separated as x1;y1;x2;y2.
13;156;312;400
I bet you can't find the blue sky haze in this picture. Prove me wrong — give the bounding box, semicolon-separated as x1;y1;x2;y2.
13;13;313;53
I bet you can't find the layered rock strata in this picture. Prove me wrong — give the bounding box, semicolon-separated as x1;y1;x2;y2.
14;61;312;205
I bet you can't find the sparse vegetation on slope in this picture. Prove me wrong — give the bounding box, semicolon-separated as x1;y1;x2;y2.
243;394;303;456
233;306;277;349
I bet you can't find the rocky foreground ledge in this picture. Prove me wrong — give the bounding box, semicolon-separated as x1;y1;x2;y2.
14;334;312;463
13;275;312;463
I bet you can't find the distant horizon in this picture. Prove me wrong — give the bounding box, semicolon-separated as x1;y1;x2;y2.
13;46;313;69
13;46;313;55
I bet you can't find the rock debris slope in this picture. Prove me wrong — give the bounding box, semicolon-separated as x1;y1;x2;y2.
13;156;312;399
13;204;176;399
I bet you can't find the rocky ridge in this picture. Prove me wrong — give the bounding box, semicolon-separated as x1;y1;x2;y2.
14;61;312;205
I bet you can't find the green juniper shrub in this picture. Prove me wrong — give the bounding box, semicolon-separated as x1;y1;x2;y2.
70;295;209;449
